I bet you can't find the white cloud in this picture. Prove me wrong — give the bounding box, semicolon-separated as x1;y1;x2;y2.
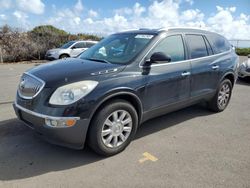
74;17;81;25
16;0;45;14
13;10;29;27
229;7;236;12
133;3;145;17
0;0;12;9
185;0;194;5
40;0;250;39
74;0;84;14
114;7;133;15
47;0;85;32
207;6;250;39
88;9;98;18
181;9;204;21
0;14;7;20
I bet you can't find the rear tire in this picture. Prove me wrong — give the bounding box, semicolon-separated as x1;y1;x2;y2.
88;100;138;156
208;79;232;112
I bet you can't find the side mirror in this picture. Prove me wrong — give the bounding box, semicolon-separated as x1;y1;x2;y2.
231;45;236;51
71;46;76;49
150;52;171;63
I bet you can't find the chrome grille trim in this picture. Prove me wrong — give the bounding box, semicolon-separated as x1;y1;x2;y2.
18;72;45;99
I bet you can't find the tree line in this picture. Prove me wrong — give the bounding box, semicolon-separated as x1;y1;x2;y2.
0;25;101;63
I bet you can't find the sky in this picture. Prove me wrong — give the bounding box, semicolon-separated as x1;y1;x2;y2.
0;0;249;39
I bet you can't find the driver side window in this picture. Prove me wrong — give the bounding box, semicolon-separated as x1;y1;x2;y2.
150;35;185;62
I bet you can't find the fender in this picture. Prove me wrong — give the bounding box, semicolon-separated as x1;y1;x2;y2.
89;88;144;124
219;70;236;87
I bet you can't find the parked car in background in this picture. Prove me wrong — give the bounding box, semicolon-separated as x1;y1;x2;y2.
45;40;98;60
238;55;250;80
14;28;238;156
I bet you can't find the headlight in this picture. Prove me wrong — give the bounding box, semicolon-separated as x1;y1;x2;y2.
49;80;98;105
241;62;247;69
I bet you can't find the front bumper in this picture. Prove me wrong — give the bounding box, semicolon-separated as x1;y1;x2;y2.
45;54;59;61
13;102;90;149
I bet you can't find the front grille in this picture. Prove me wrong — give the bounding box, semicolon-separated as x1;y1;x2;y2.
18;73;45;99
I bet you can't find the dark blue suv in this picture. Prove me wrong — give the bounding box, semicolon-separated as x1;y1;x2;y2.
14;28;239;156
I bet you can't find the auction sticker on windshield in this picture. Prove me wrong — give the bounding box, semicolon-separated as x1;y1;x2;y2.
135;34;154;39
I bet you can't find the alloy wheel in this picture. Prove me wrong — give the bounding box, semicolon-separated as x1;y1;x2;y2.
101;110;133;148
217;83;231;109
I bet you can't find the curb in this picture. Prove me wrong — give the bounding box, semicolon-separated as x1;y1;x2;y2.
0;101;14;105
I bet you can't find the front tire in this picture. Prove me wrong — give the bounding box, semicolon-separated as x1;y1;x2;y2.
88;100;138;156
208;79;232;112
59;54;69;59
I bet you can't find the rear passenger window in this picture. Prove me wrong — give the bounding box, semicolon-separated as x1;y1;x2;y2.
151;35;185;62
206;34;230;54
204;36;213;55
186;35;208;59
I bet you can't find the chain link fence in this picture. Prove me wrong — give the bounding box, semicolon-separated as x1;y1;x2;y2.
229;40;250;48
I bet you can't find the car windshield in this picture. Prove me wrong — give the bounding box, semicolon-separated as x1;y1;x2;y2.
79;33;155;64
60;41;75;49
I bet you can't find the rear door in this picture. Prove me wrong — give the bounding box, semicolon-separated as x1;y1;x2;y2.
185;34;219;98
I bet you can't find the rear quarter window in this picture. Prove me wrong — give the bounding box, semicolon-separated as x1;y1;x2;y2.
206;34;231;54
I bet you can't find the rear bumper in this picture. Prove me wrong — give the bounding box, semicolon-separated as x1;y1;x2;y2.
13;102;90;149
238;69;250;78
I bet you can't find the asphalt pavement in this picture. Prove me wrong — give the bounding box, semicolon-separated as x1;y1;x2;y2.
0;57;249;188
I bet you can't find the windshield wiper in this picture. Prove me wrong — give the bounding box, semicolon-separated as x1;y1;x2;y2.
85;58;110;64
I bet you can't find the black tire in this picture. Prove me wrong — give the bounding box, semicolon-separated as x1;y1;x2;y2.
59;54;69;59
208;79;232;112
87;99;138;156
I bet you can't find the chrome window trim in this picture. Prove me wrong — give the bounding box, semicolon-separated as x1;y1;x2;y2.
18;72;46;100
139;34;232;68
14;102;80;120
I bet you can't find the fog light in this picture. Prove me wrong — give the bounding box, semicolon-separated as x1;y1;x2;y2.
45;118;77;128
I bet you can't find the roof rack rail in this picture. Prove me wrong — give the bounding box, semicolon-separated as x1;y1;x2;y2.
158;27;209;32
139;28;152;30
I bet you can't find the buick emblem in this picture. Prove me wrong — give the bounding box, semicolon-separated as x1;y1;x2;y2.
20;78;26;90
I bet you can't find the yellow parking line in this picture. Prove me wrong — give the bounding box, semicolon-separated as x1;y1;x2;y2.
139;152;158;163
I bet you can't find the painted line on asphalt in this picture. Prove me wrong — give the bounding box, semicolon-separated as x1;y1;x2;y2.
139;152;158;163
0;101;14;105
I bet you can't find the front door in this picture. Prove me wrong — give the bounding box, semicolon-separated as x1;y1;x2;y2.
143;35;191;112
70;42;87;57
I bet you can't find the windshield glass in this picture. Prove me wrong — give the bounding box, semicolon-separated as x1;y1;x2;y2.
79;33;155;64
60;41;75;49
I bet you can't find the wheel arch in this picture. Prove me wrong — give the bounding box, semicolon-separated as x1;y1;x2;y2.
59;53;70;58
90;91;143;124
221;72;236;87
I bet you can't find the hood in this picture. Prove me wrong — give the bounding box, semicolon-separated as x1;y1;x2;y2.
27;58;125;88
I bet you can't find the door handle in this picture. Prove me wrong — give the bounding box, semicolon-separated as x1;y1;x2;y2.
212;65;219;70
181;71;191;77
